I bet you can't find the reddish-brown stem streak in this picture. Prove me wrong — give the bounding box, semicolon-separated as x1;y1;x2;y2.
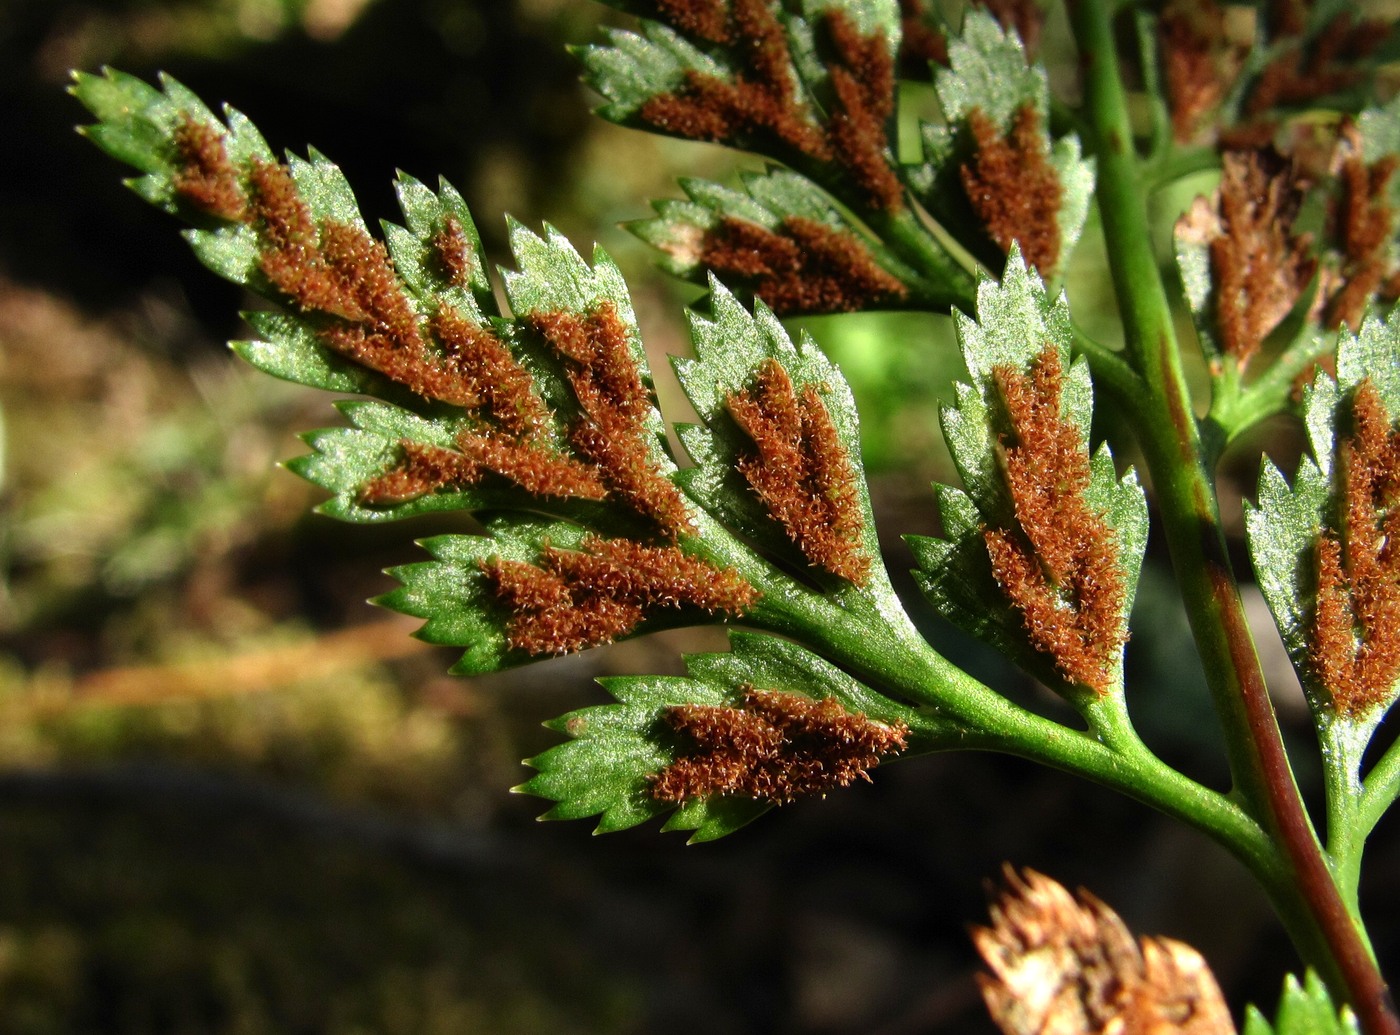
1208;566;1399;1035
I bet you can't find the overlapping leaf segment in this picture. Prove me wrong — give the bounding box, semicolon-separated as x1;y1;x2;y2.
907;10;1093;285
1175;96;1400;388
588;1;1093;312
1247;315;1400;858
72;68;977;840
1156;0;1397;150
912;252;1147;701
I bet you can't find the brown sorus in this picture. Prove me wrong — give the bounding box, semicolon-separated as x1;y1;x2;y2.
1204;150;1315;365
359;434;607;506
982;345;1127;694
482;535;757;655
529;302;694;537
170;114;247;220
726;358;870;583
1309;379;1400;717
699;215;907;315
650;687;909;804
961;104;1063;278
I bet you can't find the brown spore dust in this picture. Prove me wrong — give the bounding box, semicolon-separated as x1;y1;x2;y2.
170;114;247;220
1205;149;1315;366
431;214;478;290
358;434;606;506
639;0;832;161
650;687;909;804
638;1;904;213
481;536;756;655
1310;379;1400;717
1325;133;1400;331
698;215;907;315
726;358;870;583
961;104;1063;278
982;345;1127;694
822;10;903;212
529;301;694;537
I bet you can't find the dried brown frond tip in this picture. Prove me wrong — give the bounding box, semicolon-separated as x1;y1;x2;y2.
697;216;908;316
1309;379;1400;717
650;687;909;805
726;358;870;584
974;867;1235;1035
483;535;756;656
529;302;694;537
1185;149;1316;367
961;105;1063;279
983;345;1127;694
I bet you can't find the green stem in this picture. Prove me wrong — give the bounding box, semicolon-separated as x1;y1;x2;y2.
1071;320;1142;406
760;574;1338;973
1322;722;1371;927
1207;329;1337;447
866;205;979;315
1359;734;1400;846
1068;0;1398;1028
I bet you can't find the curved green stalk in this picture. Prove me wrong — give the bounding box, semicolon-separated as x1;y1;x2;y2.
1068;0;1397;1028
1359;737;1400;849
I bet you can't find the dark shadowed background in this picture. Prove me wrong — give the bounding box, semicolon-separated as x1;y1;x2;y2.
1;0;1395;1031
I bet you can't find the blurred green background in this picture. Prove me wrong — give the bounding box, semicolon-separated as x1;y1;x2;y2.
0;1;1395;1031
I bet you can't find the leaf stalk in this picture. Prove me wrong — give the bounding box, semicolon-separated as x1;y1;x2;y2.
1067;0;1399;1028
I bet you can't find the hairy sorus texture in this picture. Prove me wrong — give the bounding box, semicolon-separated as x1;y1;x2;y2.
650;687;909;805
961;105;1063;279
169;115;620;510
528;302;694;538
1199;149;1315;366
1325;131;1400;331
726;358;870;584
651;0;731;44
975;867;1234;1035
638;2;903;213
359;436;606;506
430;215;479;291
821;10;903;212
696;215;907;315
1310;379;1400;718
481;536;756;655
170;115;248;220
982;345;1127;694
